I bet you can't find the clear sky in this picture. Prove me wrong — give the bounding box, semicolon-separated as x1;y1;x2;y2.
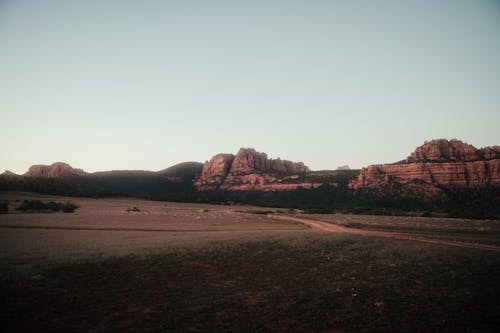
1;0;499;174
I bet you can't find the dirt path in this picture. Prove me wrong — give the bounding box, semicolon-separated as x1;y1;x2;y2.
0;224;300;233
268;214;500;251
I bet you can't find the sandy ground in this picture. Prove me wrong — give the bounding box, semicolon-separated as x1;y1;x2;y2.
0;193;306;262
2;192;499;266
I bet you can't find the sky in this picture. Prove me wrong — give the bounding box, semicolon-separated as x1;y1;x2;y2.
1;0;499;174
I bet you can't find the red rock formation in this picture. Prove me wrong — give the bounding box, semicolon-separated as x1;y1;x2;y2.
352;161;500;189
196;154;235;190
24;162;85;178
230;148;270;174
482;146;500;160
195;148;312;191
407;139;498;163
350;140;500;199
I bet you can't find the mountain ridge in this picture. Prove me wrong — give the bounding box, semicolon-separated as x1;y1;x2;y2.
1;139;499;219
1;138;499;203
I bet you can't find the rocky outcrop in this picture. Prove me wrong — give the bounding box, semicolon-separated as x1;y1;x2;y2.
482;146;500;160
406;139;500;163
195;148;315;191
230;149;270;174
227;148;308;174
24;162;85;178
271;158;308;173
197;154;235;190
350;140;500;199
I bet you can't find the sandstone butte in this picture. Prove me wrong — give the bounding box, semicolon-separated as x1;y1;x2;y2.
349;139;500;198
195;148;322;191
24;162;85;178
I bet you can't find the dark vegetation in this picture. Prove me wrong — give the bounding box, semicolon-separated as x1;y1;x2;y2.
0;200;8;214
194;186;500;220
15;199;78;213
1;164;499;220
0;162;203;200
1;236;499;332
157;161;204;178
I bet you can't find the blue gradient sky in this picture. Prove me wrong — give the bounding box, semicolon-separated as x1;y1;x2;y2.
1;0;499;174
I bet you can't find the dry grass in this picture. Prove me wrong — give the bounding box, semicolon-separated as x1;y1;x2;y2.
1;192;500;332
301;213;500;245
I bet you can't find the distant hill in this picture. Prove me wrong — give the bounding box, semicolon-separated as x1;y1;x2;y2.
158;162;203;178
0;162;200;200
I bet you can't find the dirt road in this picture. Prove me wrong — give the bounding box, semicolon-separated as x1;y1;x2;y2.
268;214;500;251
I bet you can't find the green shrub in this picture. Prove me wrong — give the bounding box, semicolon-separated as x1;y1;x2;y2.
46;201;62;211
17;200;48;212
16;199;78;213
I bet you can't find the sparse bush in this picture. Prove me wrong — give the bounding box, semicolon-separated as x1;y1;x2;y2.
304;207;335;214
16;199;78;213
243;209;275;215
126;206;141;212
46;201;62;211
17;200;48;212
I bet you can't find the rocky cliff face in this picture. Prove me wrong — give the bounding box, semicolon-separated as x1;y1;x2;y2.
350;140;500;199
24;162;85;178
195;148;316;191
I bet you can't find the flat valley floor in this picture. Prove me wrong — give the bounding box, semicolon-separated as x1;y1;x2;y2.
1;193;500;332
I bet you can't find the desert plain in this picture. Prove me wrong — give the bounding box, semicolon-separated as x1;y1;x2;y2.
1;192;500;332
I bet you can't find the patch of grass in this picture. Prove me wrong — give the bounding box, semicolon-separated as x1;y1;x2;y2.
302;214;500;246
1;235;499;332
347;223;500;245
